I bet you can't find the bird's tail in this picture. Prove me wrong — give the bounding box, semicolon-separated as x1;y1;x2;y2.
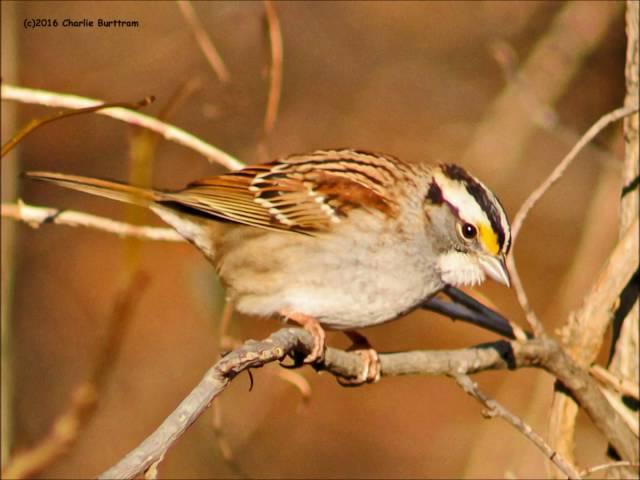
23;171;161;207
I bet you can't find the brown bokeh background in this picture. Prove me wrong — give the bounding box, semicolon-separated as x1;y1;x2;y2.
1;1;629;478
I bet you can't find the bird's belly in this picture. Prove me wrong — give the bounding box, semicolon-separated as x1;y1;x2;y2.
217;226;439;330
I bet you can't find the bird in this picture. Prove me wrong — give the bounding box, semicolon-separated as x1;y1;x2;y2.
25;148;511;383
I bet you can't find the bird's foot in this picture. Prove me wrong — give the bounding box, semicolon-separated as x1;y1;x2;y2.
337;331;381;386
281;310;326;364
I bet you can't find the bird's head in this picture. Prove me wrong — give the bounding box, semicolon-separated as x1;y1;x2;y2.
424;164;511;288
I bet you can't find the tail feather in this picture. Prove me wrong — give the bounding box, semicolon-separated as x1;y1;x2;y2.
24;171;218;260
24;171;160;207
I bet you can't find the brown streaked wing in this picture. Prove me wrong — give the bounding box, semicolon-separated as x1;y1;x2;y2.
166;165;279;230
163;152;398;233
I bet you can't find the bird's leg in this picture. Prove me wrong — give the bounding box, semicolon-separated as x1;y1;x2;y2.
337;330;381;386
280;310;326;364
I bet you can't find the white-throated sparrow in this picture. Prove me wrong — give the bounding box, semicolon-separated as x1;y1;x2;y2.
26;149;511;381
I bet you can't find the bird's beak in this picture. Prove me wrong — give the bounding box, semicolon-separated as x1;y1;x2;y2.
479;254;511;287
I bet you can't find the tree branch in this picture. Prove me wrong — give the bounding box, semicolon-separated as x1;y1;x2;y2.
177;0;230;83
262;0;283;136
507;104;639;337
1;201;183;242
98;326;637;479
548;219;639;468
559;219;638;366
0;84;243;170
509;105;638;243
453;374;581;480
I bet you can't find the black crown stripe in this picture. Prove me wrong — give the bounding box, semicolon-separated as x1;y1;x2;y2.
441;164;506;251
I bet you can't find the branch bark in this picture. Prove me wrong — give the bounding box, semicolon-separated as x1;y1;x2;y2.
177;0;230;83
548;218;639;471
454;374;581;480
1;201;183;242
0;84;243;170
98;326;637;479
506;104;638;338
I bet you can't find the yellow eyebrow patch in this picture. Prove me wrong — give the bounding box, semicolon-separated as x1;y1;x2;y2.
478;223;500;255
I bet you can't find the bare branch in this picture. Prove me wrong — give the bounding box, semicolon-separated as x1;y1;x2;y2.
98;327;636;479
600;388;639;437
620;0;639;235
547;219;640;467
507;104;639;337
559;218;638;366
0;84;243;170
1;96;154;159
590;364;639;400
4;203;636;473
1;201;184;242
176;1;230;83
510;105;638;243
453;374;581;480
262;0;283;136
581;461;639;478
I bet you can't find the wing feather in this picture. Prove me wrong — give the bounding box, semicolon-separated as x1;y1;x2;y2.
160;149;402;233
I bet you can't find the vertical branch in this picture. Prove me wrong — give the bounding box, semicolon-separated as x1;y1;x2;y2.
620;0;639;235
506;105;637;339
605;3;640;477
547;3;640;467
176;0;230;83
262;0;283;137
1;0;19;467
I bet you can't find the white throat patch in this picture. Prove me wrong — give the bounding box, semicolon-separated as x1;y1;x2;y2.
438;251;485;287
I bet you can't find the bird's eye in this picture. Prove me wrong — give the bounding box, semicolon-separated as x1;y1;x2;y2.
460;222;477;240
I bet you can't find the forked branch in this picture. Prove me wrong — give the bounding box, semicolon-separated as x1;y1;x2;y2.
98;326;636;479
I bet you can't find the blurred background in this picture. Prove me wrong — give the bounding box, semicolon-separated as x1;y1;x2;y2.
1;1;630;478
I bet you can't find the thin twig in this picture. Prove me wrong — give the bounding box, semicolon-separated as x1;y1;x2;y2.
1;96;154;159
507;104;639;337
590;364;639;400
453;374;581;480
510;104;638;242
505;256;545;337
1;84;243;170
1;201;184;242
1;273;150;479
176;1;230;83
262;0;283;136
580;461;639;478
